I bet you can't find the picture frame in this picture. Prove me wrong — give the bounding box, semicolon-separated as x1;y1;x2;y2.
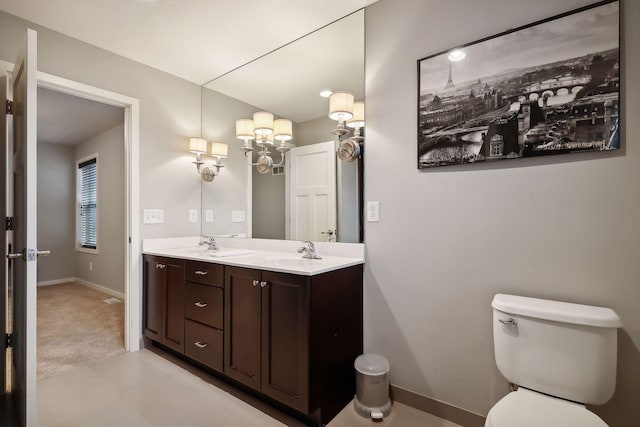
417;0;620;169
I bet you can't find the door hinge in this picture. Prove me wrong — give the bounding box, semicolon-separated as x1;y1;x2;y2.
5;217;14;231
5;99;13;115
5;333;12;349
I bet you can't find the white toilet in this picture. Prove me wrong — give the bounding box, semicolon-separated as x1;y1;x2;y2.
486;294;623;427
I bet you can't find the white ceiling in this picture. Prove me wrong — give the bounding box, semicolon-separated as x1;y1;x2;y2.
204;10;364;123
38;87;123;146
0;0;375;85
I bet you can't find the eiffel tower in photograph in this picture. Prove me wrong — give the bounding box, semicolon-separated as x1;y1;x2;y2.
445;63;455;89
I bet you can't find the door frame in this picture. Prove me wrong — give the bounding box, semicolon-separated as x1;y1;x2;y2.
38;72;141;352
0;59;141;352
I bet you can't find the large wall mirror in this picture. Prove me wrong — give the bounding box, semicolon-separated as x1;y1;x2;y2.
200;10;364;243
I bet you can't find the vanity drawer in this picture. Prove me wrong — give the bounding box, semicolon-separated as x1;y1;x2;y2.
185;260;223;287
185;319;223;372
185;282;223;329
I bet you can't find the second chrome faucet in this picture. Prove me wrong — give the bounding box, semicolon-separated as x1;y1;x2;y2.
298;241;321;259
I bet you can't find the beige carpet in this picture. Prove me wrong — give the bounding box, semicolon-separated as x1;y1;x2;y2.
37;282;125;381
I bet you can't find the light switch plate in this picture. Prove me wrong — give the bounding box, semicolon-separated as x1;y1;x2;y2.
232;210;246;223
205;209;214;223
367;201;380;222
188;209;198;223
143;209;164;224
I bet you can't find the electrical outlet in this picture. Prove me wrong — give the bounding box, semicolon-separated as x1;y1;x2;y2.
205;209;214;223
189;209;198;223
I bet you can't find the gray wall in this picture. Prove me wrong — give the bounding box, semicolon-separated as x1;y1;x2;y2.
0;10;202;240
364;1;640;426
75;124;125;294
36;142;75;282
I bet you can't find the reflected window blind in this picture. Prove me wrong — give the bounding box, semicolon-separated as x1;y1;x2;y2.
79;158;97;249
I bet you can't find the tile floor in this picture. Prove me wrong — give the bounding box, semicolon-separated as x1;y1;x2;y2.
37;349;460;427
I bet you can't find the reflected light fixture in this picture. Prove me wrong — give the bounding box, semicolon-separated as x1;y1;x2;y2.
235;111;294;174
320;89;333;98
447;49;466;62
189;137;227;182
328;91;365;162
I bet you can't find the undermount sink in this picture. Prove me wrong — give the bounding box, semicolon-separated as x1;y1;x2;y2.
205;249;255;258
259;256;323;268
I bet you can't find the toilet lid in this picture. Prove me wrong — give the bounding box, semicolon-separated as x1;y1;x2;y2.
485;389;609;427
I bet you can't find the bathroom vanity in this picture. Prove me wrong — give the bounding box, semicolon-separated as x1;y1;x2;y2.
142;237;364;426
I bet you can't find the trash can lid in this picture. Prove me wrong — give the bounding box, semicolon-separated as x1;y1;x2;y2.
355;353;390;375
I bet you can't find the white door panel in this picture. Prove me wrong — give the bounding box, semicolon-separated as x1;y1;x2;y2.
287;141;336;242
10;28;38;426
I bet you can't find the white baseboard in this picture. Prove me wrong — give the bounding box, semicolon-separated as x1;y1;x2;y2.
37;278;75;287
37;277;125;300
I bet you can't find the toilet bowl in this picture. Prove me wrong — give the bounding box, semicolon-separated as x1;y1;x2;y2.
486;294;622;427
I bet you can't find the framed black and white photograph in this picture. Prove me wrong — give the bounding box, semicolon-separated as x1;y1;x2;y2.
417;0;620;169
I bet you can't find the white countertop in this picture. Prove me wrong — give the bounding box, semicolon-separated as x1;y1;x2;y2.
142;237;365;276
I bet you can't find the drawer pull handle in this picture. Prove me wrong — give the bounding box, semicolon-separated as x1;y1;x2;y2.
252;280;259;287
260;281;268;288
194;301;208;308
194;341;208;349
195;270;208;275
155;263;166;270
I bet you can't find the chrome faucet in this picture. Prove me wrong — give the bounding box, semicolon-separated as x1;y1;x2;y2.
199;236;218;251
297;241;321;259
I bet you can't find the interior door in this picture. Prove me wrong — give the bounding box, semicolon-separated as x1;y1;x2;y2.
1;72;10;396
9;28;38;426
287;141;336;242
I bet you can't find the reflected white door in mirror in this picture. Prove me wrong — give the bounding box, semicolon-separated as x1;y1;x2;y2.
236;111;294;174
286;141;337;242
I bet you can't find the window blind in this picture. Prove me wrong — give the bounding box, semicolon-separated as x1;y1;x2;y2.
79;158;97;249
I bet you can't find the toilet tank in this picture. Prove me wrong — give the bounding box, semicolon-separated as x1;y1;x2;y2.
492;294;622;405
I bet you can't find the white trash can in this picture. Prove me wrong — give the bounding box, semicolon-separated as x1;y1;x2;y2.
354;353;392;420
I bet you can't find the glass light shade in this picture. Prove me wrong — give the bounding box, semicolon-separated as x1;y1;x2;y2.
328;91;354;121
189;137;207;153
347;102;365;128
253;111;274;135
273;119;293;141
235;119;255;140
210;142;228;158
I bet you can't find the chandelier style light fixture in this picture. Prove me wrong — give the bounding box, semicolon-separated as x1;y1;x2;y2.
235;111;293;174
328;91;365;161
189;137;228;182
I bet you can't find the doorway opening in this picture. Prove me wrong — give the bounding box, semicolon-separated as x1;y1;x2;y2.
36;87;126;380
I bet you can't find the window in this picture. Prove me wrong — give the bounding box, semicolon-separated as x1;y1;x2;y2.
78;157;97;250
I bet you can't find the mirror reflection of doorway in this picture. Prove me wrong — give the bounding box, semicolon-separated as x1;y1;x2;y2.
35;87;126;381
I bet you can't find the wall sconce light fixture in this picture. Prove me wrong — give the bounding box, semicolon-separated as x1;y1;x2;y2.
235;111;294;174
189;137;228;182
328;91;365;162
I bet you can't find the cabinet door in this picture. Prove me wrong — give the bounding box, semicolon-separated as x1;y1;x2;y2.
161;258;185;353
142;256;163;341
261;271;309;412
224;266;262;390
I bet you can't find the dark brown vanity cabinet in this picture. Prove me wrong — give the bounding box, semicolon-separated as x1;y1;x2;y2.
142;255;185;353
183;260;224;372
224;265;363;423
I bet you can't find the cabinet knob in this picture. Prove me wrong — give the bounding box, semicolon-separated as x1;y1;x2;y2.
252;280;259;287
194;301;208;308
194;341;208;349
260;281;268;288
155;263;166;269
195;270;208;275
